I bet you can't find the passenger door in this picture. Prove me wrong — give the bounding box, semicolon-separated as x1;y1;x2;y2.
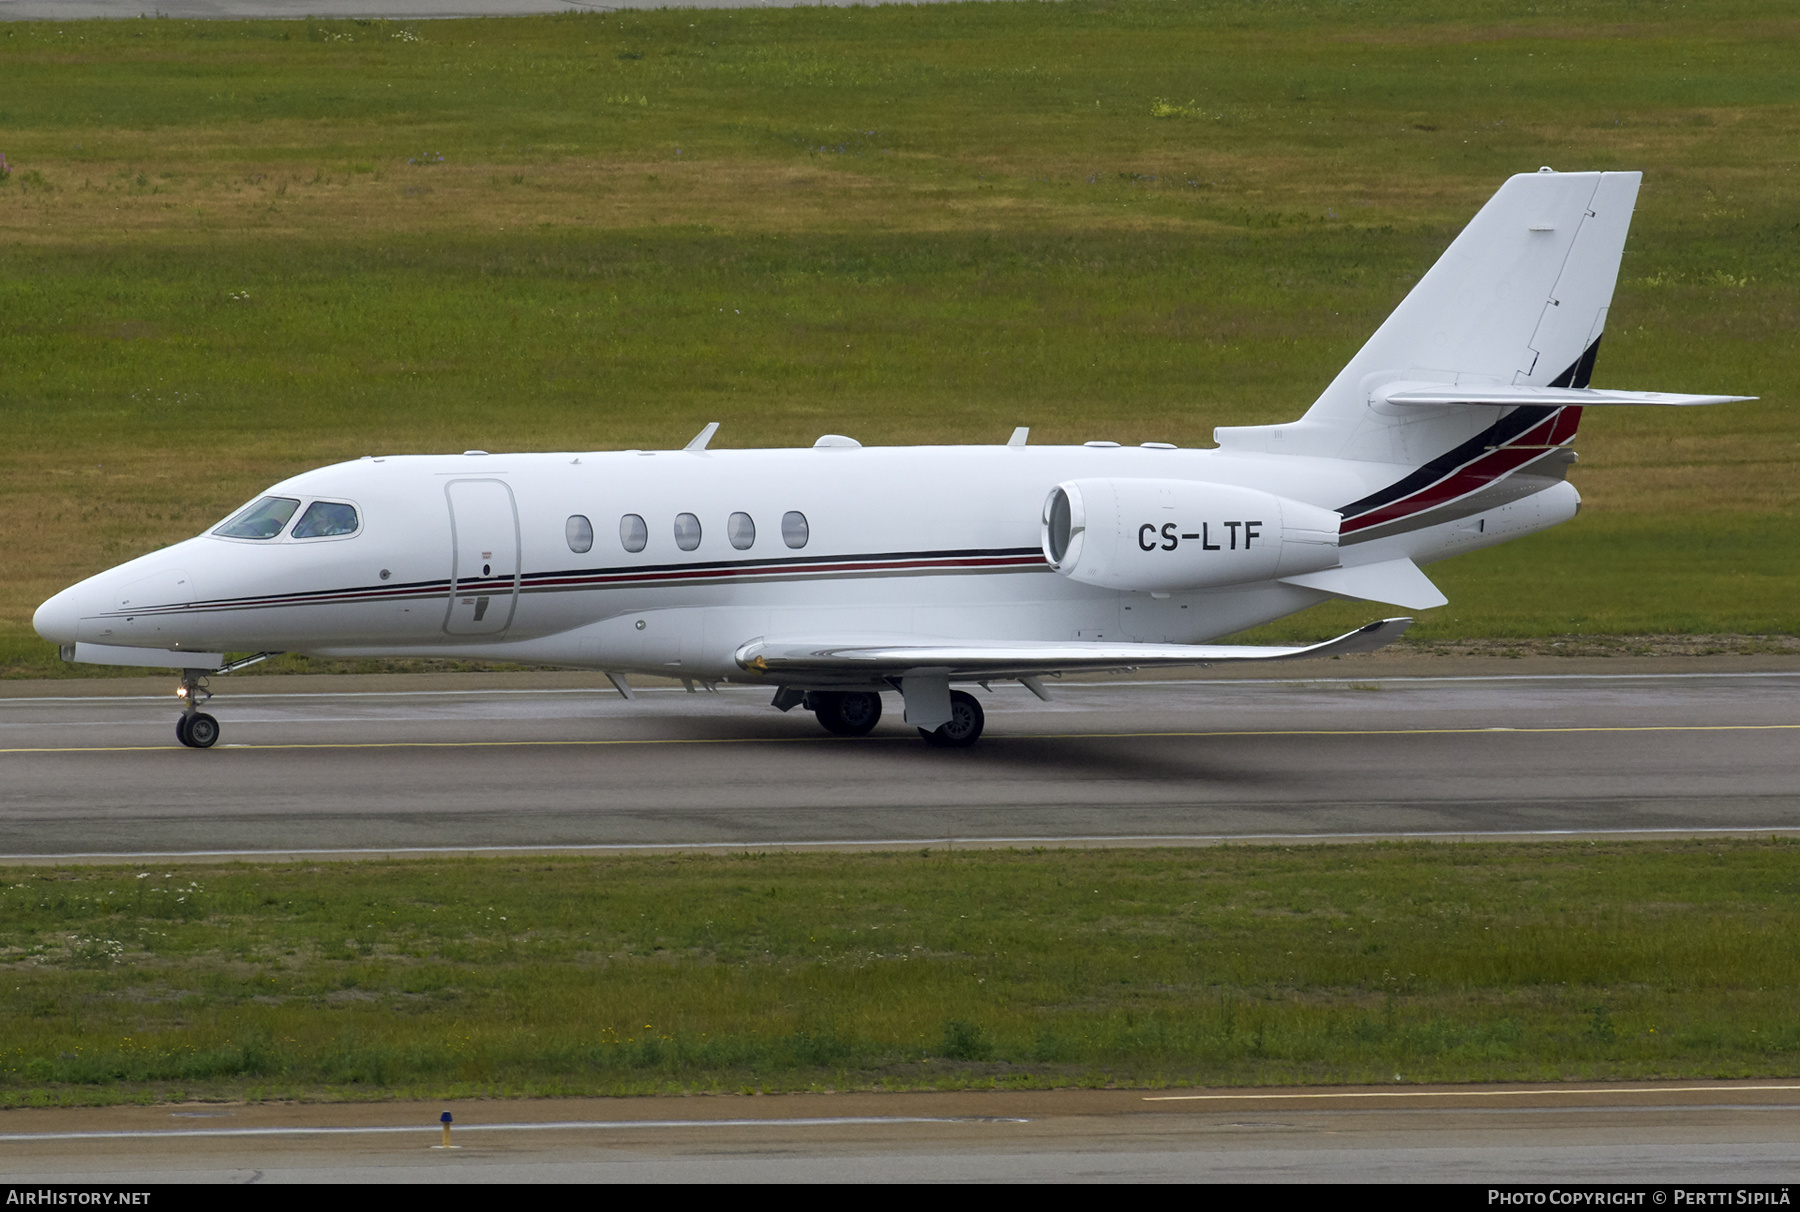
444;479;520;636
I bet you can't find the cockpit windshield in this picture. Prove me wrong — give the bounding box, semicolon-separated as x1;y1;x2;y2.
215;496;301;540
292;500;360;538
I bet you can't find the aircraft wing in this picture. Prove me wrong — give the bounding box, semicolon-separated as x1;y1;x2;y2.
734;617;1412;682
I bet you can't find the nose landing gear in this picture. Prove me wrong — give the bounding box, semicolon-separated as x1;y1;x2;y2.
175;668;220;749
171;652;279;749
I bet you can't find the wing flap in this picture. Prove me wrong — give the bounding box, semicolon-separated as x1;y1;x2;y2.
734;617;1413;682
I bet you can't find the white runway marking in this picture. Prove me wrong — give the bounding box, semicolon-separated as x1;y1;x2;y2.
1145;1085;1800;1102
0;1115;1024;1143
0;0;992;17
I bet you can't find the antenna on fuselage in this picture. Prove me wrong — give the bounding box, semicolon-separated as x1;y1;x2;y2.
684;422;720;451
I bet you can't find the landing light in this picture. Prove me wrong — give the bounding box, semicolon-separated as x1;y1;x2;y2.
176;686;189;699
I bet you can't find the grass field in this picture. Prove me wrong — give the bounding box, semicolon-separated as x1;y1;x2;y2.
1;0;1796;675
4;841;1799;1107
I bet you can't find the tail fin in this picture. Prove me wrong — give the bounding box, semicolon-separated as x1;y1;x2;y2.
1216;169;1641;465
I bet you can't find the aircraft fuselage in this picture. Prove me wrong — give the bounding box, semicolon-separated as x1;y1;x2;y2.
34;440;1576;685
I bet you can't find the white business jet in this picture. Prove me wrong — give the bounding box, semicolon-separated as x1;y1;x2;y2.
35;170;1749;749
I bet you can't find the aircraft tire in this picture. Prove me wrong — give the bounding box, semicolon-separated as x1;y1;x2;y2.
175;714;194;747
185;712;221;749
814;691;883;737
918;690;984;748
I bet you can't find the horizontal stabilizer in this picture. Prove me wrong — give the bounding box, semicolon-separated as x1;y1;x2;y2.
66;642;224;670
734;618;1413;682
1379;382;1754;409
1279;558;1448;610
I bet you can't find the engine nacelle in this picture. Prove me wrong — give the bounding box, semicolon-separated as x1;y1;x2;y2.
1041;478;1341;592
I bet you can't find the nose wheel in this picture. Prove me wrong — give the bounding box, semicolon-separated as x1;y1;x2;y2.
176;711;220;748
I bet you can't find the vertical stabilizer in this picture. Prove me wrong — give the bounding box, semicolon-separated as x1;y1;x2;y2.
1215;169;1641;465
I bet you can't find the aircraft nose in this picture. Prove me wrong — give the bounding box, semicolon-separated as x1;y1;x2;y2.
33;583;85;645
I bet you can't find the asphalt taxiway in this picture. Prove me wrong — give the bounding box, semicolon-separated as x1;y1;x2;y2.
3;658;1797;859
4;1083;1799;1182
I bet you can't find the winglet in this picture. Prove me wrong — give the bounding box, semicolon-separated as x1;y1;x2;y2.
1273;616;1414;660
684;422;720;451
1007;426;1030;448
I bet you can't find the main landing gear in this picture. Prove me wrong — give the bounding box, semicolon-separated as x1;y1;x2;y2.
918;690;984;749
781;687;986;747
808;690;884;737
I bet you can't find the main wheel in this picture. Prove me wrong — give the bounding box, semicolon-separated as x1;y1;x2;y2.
813;690;883;737
175;714;193;747
184;712;221;749
919;690;984;748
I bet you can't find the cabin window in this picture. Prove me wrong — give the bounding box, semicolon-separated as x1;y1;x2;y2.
565;515;594;554
215;496;301;540
291;500;360;539
727;512;756;550
782;510;809;549
674;512;702;552
619;513;648;553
